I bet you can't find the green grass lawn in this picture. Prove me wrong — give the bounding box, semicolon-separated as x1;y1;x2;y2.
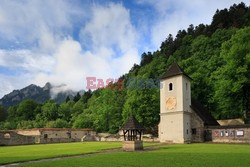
18;143;250;167
0;142;121;165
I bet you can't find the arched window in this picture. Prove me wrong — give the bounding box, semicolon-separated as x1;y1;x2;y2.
169;83;173;91
4;133;10;138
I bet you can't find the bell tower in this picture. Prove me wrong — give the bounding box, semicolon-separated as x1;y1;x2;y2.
159;63;192;143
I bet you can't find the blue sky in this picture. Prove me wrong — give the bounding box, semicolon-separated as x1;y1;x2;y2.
0;0;249;98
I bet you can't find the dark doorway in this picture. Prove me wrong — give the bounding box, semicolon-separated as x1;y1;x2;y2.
204;130;212;141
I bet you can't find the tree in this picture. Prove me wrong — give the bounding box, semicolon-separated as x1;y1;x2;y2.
80;90;92;103
0;106;7;122
213;27;250;120
73;113;94;129
91;88;126;133
123;79;160;129
65;96;70;103
41;100;59;121
73;92;81;102
58;102;73;121
17;120;35;129
16;99;39;120
46;119;70;128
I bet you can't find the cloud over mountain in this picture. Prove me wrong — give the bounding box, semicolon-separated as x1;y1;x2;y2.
0;0;248;98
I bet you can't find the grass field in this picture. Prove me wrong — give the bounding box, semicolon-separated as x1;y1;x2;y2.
0;142;122;165
17;143;250;167
1;143;250;167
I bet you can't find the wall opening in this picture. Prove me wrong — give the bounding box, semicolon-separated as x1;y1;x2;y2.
169;83;173;91
4;133;10;138
192;128;196;135
67;132;71;139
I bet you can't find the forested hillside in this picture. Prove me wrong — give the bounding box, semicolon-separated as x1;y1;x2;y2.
0;3;249;133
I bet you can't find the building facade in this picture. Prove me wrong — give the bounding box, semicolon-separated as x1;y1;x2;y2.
159;63;219;143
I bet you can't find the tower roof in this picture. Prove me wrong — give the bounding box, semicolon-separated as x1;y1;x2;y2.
121;115;144;130
161;63;192;80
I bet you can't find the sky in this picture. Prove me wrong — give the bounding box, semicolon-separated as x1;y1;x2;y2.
0;0;249;98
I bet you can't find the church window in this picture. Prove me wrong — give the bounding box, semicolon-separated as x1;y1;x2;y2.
44;134;48;139
169;83;173;91
186;83;188;90
187;129;189;134
192;129;196;135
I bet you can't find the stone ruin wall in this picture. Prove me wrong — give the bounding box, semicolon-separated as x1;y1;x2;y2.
191;110;205;143
0;131;35;146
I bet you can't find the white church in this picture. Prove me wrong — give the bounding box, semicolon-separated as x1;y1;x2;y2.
158;63;218;143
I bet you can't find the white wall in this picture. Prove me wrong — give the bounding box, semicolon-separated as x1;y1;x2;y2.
159;74;192;143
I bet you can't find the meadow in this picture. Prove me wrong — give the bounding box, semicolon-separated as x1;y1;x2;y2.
0;142;121;165
1;142;250;167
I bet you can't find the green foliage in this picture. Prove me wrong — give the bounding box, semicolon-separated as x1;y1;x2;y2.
73;113;93;129
16;99;39;120
46;119;70;128
123;82;160;128
73;92;81;102
0;105;7;122
1;121;17;130
1;3;250;131
58;102;73;121
213;27;250;119
41;100;59;121
65;96;70;103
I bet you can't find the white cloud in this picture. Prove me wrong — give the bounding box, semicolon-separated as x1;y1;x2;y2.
0;2;140;97
0;0;248;98
0;0;82;43
34;3;140;93
0;49;55;73
136;0;248;48
0;73;34;97
81;3;138;52
0;0;84;97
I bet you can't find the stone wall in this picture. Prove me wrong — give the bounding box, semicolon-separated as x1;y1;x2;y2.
0;128;97;146
16;129;41;136
208;125;250;144
40;129;96;139
123;141;143;151
191;110;205;143
0;131;35;146
39;129;96;144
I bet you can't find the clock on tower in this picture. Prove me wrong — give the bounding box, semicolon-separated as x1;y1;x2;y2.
159;63;192;143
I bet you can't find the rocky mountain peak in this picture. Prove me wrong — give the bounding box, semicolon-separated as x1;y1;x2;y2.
0;82;79;107
43;82;52;91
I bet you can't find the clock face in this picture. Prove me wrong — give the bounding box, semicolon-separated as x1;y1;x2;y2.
166;96;177;110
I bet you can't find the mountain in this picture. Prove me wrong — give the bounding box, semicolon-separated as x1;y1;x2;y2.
0;82;80;107
0;3;249;131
